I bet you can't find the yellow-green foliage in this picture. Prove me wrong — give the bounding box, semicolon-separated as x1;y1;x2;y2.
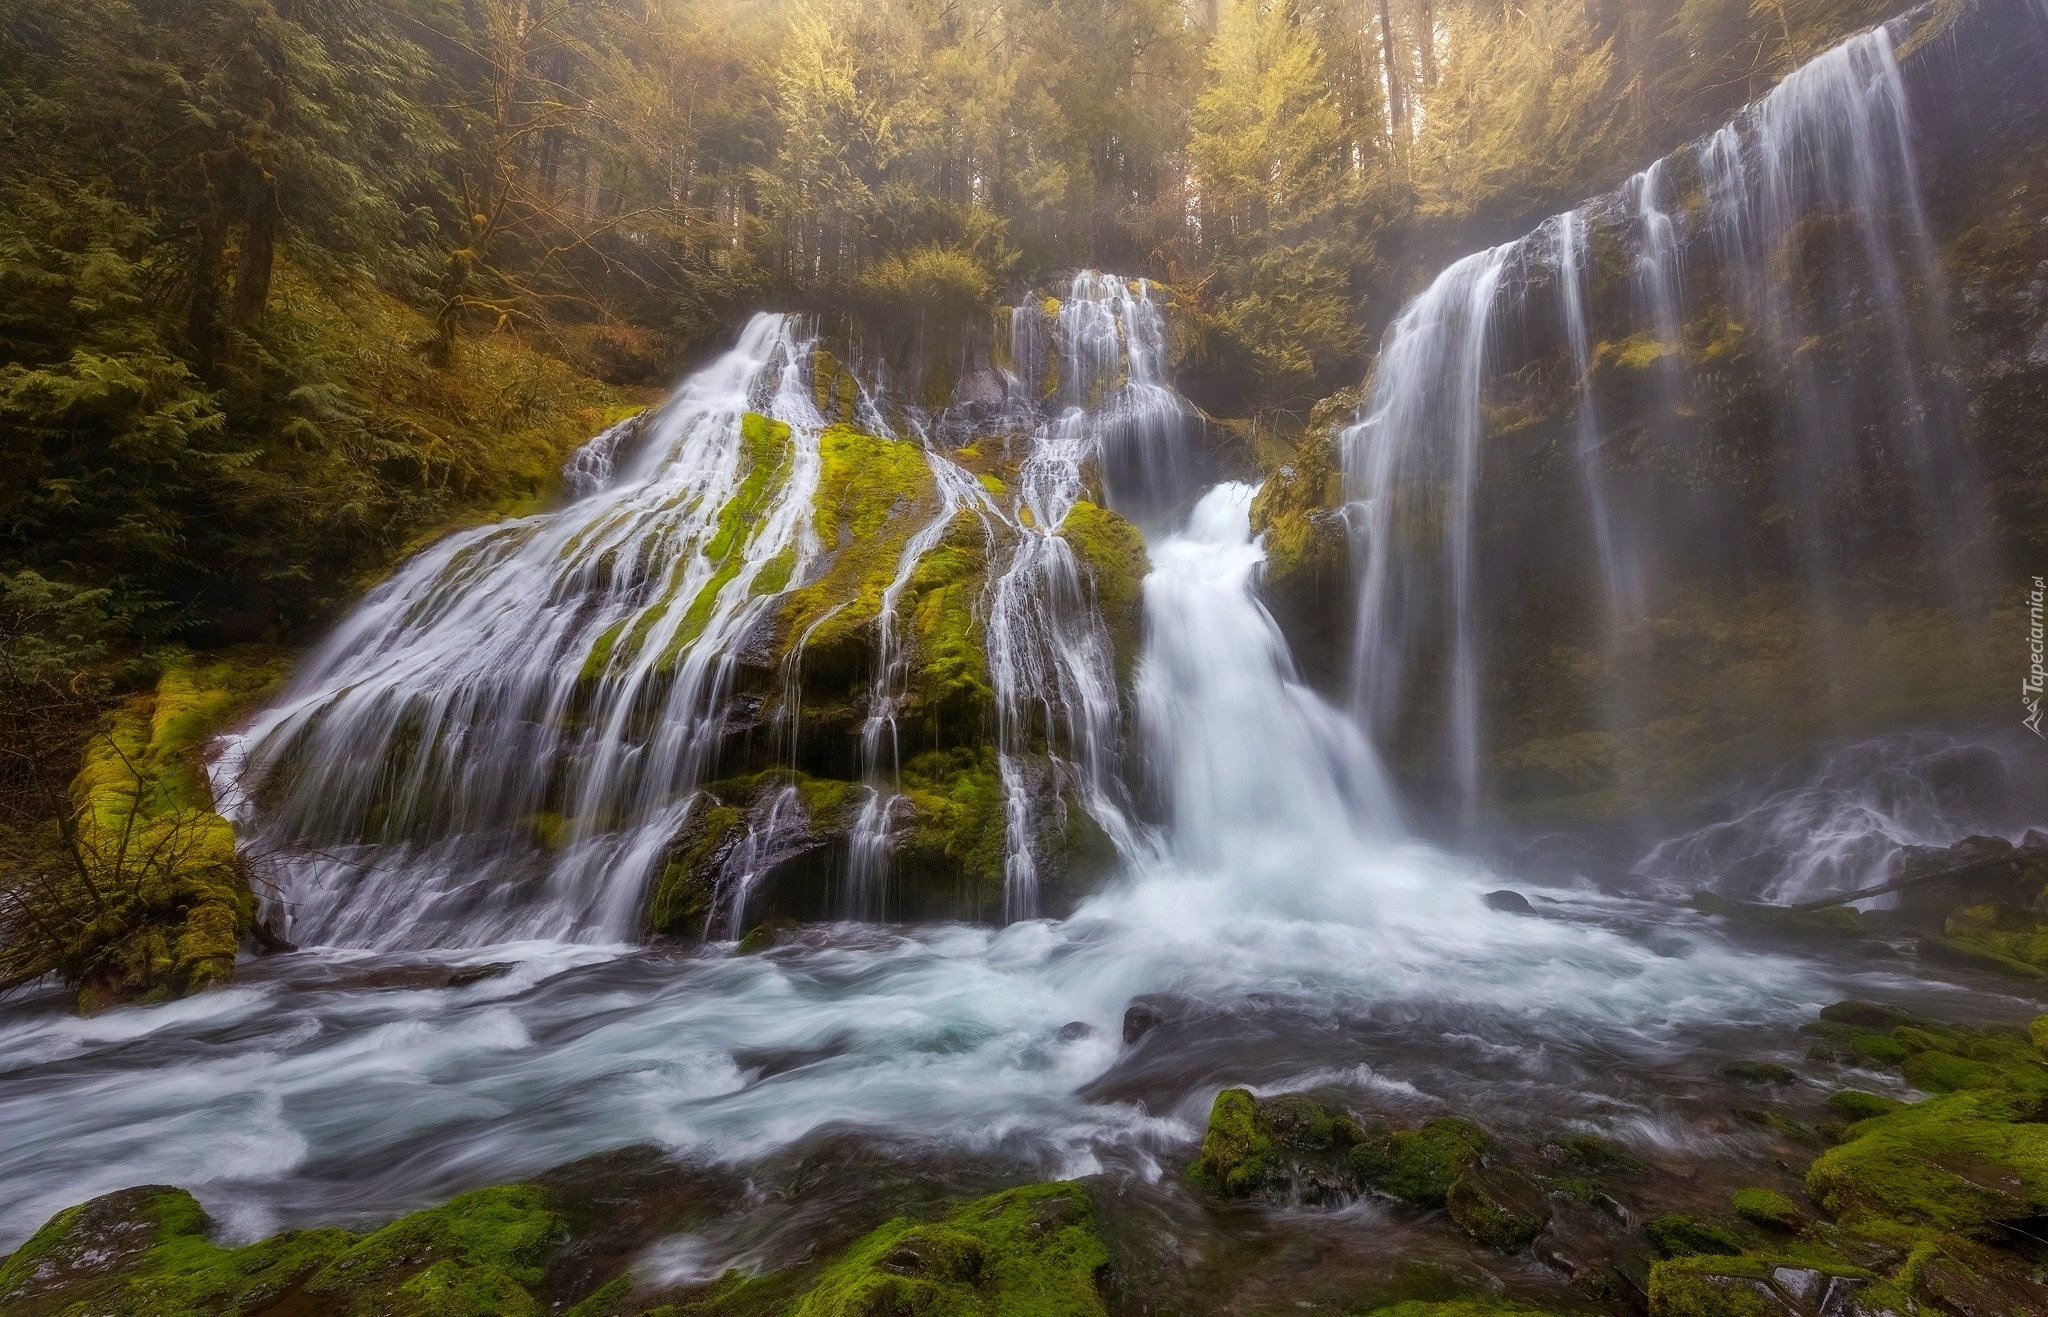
789;1182;1108;1317
41;651;287;1010
278;263;638;573
0;1182;563;1317
1057;501;1149;680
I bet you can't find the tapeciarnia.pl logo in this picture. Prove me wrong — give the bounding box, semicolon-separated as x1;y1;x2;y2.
2027;575;2046;737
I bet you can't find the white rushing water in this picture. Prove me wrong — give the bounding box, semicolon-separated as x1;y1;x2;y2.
7;10;2036;1262
2;481;1827;1252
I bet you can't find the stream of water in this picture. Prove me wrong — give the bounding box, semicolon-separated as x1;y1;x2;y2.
1;9;2042;1275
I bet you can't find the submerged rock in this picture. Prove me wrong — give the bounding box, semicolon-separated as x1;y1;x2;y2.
1484;889;1537;915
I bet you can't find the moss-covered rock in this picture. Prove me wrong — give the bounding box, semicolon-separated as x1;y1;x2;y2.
1352;1118;1491;1209
1643;1214;1743;1260
1187;1088;1364;1204
1805;1087;2048;1234
1728;1189;1802;1233
1056;500;1148;681
1188;1088;1284;1199
1445;1166;1550;1251
787;1182;1108;1317
16;650;289;1012
0;1182;555;1317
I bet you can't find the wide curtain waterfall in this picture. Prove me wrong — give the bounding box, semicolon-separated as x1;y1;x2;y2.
1342;17;1991;836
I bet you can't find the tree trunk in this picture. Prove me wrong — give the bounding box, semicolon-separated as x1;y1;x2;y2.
1377;0;1408;148
1417;0;1436;89
230;165;278;329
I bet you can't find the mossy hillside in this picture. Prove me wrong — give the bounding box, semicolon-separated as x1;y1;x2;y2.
788;1182;1109;1317
41;651;287;1011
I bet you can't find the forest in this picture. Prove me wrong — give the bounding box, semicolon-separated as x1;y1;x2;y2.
3;0;2048;1314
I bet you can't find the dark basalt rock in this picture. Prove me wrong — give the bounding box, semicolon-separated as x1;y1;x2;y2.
1484;889;1537;915
1122;997;1171;1045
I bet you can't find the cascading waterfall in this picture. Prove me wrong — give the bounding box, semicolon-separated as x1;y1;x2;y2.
978;274;1194;918
226;315;832;949
223;277;1197;944
1342;17;1986;832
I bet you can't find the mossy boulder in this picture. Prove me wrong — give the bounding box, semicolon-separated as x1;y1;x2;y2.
1646;1254;1870;1317
787;1181;1108;1317
1806;1087;2048;1234
1446;1166;1550;1251
1728;1189;1802;1233
0;1182;552;1317
1187;1088;1363;1203
1643;1214;1743;1260
1352;1117;1492;1209
1056;500;1148;681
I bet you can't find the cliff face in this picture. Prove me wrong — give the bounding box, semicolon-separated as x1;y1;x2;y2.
1253;0;2048;831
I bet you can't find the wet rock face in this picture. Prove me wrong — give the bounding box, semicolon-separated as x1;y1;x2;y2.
0;1186;189;1309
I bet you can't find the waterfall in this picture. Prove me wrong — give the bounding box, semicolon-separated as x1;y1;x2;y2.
1343;245;1513;826
1340;16;1986;830
1141;484;1404;870
223;277;1199;945
226;315;829;949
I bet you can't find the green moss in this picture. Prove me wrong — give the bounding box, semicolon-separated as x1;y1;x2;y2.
1595;332;1680;374
1644;1214;1743;1259
774;425;939;694
1826;1090;1904;1123
788;1182;1107;1317
46;650;288;1010
903;519;998;736
1729;1189;1802;1232
1805;1087;2048;1234
304;1185;562;1316
2;1163;671;1317
1056;501;1148;680
1188;1088;1283;1198
1721;1061;1797;1085
1353;1118;1490;1208
1935;903;2048;978
647;803;745;936
1445;1167;1549;1251
898;748;1009;911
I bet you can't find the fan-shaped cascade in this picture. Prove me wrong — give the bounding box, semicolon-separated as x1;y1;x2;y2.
1341;17;1988;830
222;277;1196;947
